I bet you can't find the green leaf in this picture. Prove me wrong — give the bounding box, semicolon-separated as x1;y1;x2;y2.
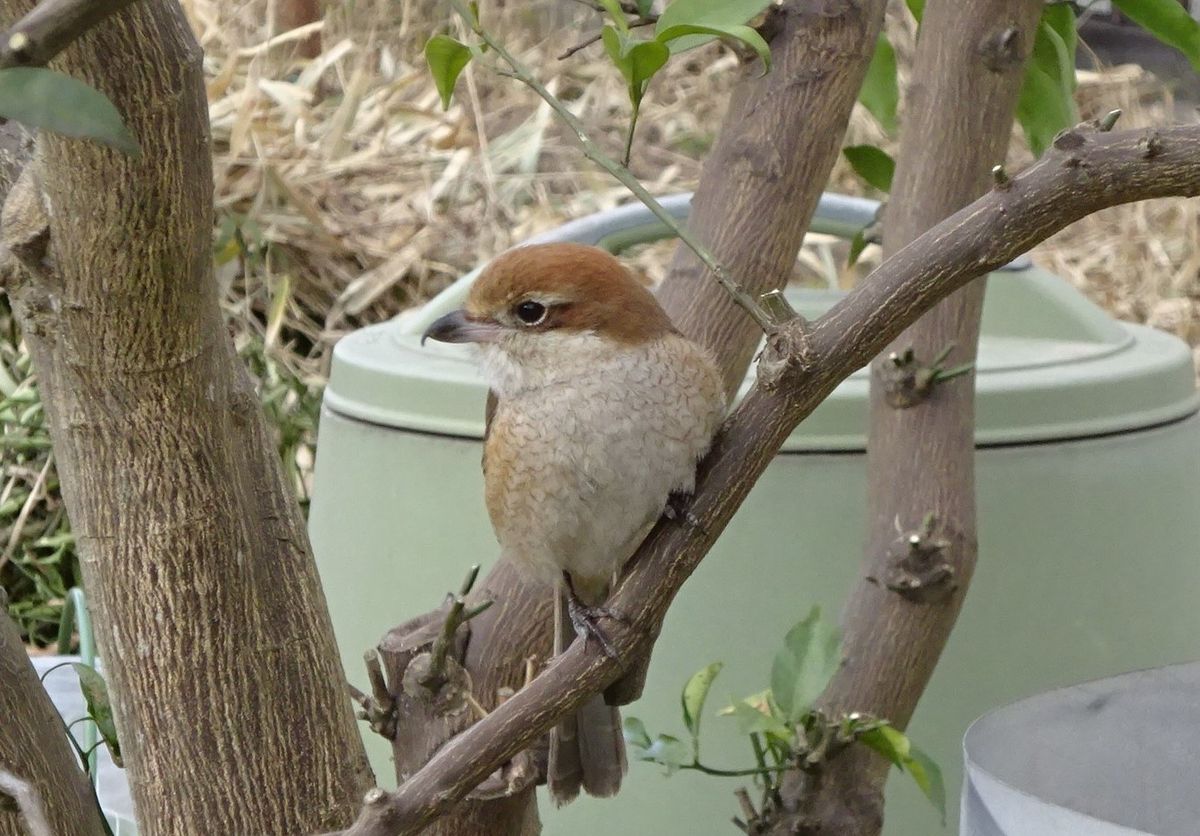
770;607;842;723
1016;19;1078;156
623;715;652;749
0;68;137;155
655;23;771;71
904;0;924;21
908;745;947;821
842;145;895;192
1113;0;1200;72
602;25;630;76
424;35;473;111
1042;3;1077;91
598;0;631;33
625;39;671;95
72;663;122;767
636;733;693;774
858;724;946;820
847;226;869;268
726;698;795;743
635;0;654;15
858;723;911;768
603;27;670;105
681;661;723;742
655;0;774;53
859;35;898;134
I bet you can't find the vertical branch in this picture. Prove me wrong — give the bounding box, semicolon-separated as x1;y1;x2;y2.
0;0;372;832
778;1;1044;833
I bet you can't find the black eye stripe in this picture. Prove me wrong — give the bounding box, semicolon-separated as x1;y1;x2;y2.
515;300;547;325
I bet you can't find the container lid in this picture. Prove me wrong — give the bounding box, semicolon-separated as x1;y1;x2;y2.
961;662;1200;835
325;193;1199;450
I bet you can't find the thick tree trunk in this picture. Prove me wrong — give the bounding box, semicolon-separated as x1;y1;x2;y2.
0;600;107;836
775;1;1043;832
0;2;371;833
381;2;887;833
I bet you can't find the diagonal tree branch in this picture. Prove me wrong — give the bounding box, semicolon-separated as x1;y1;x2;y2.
333;123;1200;836
380;6;889;836
0;0;139;69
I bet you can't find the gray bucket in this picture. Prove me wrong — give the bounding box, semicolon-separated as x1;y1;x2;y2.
961;663;1200;835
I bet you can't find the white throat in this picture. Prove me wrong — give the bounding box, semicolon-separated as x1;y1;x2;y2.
479;331;641;399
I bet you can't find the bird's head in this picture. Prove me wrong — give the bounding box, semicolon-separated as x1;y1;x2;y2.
422;242;674;358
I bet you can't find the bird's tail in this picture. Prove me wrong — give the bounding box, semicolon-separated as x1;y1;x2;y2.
548;585;627;805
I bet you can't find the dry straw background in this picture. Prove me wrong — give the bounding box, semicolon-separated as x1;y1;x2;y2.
4;0;1199;644
186;0;1200;380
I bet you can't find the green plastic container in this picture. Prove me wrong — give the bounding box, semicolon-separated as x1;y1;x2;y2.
309;194;1200;835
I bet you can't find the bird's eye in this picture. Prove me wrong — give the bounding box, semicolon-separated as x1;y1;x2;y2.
514;300;547;326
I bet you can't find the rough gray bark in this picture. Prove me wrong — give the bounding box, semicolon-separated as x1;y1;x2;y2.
0;596;107;836
338;121;1200;836
0;1;372;833
773;2;1046;832
658;0;889;398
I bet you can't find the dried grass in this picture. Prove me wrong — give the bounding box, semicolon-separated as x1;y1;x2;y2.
184;0;1199;386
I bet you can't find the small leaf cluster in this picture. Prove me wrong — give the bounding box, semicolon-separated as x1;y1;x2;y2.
598;0;772;163
841;0;1200;263
624;607;945;822
1017;0;1200;155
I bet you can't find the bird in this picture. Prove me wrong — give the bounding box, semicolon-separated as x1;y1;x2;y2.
422;242;726;805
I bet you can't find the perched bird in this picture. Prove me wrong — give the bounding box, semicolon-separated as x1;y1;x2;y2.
423;242;725;805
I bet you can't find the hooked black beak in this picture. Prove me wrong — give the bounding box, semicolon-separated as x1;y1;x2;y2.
421;309;504;346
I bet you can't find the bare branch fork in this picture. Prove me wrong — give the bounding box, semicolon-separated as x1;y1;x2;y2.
331;123;1200;836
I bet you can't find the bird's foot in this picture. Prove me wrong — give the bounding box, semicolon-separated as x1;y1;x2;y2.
665;491;707;536
565;593;627;663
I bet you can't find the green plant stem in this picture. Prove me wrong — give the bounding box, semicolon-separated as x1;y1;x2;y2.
0;435;52;451
451;0;775;332
622;96;639;167
682;760;791;778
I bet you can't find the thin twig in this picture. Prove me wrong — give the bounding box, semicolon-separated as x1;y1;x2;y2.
452;0;775;331
350;652;396;739
420;563;492;691
734;787;758;829
682;760;790;778
0;0;140;69
557;17;656;61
